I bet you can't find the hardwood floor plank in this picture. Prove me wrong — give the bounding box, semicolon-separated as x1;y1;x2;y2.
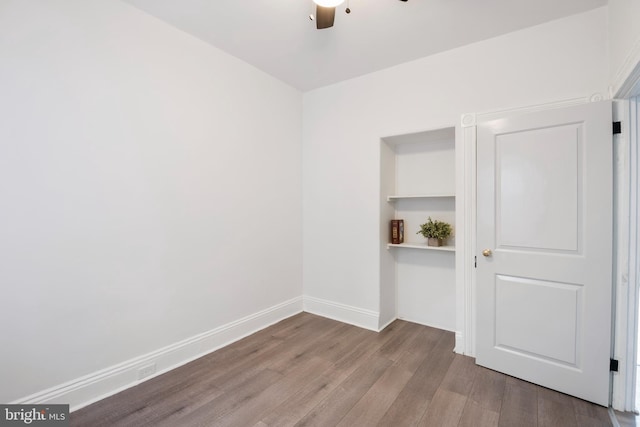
451;358;502;427
149;317;301;397
259;322;404;427
71;365;226;427
465;366;506;413
417;389;467;427
332;320;409;371
497;378;538;427
439;354;478;396
377;330;455;426
267;312;331;340
258;368;350;427
377;320;424;361
154;368;283;427
615;410;640;427
72;333;244;425
213;356;333;426
313;323;375;364
572;397;612;426
293;354;393;426
576;414;613;427
258;364;352;426
266;319;344;375
405;325;448;355
117;379;224;427
458;400;500;427
336;345;429;427
223;313;312;354
207;315;336;392
537;387;579;427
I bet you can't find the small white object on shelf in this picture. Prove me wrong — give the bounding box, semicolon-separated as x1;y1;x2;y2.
387;243;455;252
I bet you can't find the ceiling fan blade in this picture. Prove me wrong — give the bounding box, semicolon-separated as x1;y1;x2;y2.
316;5;336;29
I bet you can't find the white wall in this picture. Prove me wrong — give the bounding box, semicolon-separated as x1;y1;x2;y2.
0;0;302;403
302;8;609;323
608;0;640;95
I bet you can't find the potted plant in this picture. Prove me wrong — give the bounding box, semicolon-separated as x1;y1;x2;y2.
417;217;452;247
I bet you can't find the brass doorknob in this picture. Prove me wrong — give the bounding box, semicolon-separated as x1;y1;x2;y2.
482;249;492;257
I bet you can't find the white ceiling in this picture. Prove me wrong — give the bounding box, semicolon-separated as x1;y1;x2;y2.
123;0;607;91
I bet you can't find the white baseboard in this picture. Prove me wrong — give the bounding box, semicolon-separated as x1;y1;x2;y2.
378;316;397;332
454;331;464;355
303;296;379;331
12;296;303;412
396;316;455;334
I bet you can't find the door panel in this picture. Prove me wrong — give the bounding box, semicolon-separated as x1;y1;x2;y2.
495;275;581;366
496;124;581;252
476;101;612;406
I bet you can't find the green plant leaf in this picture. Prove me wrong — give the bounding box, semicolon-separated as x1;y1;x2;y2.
416;217;452;239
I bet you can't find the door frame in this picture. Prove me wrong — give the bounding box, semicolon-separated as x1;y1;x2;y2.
611;96;640;412
611;52;640;411
607;33;640;409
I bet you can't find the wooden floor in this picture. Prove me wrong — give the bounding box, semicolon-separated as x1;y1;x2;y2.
617;411;640;427
71;313;612;427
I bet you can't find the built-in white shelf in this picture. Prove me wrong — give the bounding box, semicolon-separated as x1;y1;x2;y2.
380;126;457;331
387;194;455;202
387;243;455;252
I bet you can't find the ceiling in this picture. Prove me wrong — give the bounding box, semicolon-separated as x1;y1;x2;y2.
123;0;607;91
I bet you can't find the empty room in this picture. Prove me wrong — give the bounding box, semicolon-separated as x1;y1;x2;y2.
1;0;640;426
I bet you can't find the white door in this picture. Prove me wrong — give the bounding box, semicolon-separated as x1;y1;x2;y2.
476;101;613;406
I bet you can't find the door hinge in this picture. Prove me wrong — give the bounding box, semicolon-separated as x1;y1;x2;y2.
474;256;477;268
610;358;619;372
613;121;622;135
